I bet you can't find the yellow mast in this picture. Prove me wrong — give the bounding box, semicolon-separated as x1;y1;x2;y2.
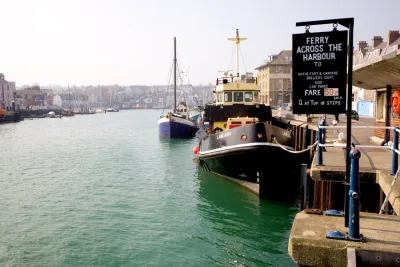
228;29;247;79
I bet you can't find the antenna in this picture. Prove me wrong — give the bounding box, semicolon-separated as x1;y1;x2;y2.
227;29;247;79
218;69;233;77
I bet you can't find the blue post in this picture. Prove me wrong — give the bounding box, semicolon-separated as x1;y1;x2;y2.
317;122;323;166
348;148;363;241
391;127;399;176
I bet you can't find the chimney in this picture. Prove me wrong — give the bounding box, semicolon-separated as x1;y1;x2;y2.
358;41;368;51
372;36;383;48
388;30;400;45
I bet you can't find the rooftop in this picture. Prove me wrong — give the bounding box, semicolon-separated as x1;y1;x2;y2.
255;50;292;70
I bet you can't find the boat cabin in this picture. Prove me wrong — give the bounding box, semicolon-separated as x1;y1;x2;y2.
173;102;190;120
214;72;259;106
202;72;272;133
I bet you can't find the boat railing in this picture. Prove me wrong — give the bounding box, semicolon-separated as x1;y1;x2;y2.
216;77;257;85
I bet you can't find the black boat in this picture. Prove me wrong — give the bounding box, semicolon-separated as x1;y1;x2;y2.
194;29;309;197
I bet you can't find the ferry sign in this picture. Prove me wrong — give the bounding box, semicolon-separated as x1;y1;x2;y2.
292;30;348;114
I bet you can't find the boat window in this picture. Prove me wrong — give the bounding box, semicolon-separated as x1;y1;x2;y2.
234;92;243;102
245;92;253;102
254;92;259;102
224;92;232;102
218;93;223;102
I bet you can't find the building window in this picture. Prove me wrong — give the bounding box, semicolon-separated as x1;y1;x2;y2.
352;93;355;102
234;92;243;102
374;49;380;57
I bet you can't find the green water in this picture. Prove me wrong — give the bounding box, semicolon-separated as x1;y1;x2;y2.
0;110;298;266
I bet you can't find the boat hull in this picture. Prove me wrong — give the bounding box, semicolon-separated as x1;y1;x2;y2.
197;123;310;197
158;116;198;138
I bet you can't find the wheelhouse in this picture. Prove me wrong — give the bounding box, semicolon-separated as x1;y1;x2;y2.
214;72;259;106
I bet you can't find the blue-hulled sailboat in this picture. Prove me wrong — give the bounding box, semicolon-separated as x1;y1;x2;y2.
158;37;198;138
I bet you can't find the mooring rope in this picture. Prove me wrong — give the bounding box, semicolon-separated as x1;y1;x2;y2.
273;138;318;154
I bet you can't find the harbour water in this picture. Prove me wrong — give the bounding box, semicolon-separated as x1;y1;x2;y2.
0;110;298;266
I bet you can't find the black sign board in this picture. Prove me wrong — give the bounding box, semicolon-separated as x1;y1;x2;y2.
292;30;348;114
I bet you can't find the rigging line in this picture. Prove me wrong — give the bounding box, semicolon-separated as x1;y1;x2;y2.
165;39;178;113
239;46;247;73
162;60;174;115
227;41;235;72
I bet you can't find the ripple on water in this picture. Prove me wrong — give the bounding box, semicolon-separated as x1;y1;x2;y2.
0;110;298;266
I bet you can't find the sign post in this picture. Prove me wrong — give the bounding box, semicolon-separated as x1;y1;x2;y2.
293;18;354;230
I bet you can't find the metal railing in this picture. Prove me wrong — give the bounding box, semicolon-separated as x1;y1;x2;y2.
316;122;400;175
314;121;400;241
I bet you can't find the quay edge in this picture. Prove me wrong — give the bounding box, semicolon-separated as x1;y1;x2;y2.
288;211;400;267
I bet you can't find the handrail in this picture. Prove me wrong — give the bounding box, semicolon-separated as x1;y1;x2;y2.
316;122;400;175
319;144;392;149
319;125;394;130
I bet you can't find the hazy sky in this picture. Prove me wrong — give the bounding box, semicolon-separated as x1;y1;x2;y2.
1;0;399;86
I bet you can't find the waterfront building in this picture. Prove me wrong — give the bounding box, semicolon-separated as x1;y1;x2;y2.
255;50;292;107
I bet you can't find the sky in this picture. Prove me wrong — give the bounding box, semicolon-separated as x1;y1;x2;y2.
0;0;399;87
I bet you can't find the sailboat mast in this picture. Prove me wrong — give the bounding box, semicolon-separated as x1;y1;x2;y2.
173;37;177;112
68;84;70;108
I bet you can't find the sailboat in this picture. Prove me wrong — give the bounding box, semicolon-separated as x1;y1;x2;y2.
106;89;119;112
158;37;198;138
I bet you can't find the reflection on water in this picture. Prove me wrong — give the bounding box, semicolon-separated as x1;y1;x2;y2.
0;110;299;267
195;171;299;266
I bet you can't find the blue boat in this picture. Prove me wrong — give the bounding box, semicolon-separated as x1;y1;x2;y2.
158;37;198;138
158;113;198;138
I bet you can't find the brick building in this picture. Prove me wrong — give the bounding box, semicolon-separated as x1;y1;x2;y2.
353;30;400;141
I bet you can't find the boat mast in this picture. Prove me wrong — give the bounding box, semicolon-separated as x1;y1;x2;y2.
68;84;70;108
228;29;247;78
173;37;177;112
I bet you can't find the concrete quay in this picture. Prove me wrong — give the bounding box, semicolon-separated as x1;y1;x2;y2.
288;211;400;267
275;112;400;266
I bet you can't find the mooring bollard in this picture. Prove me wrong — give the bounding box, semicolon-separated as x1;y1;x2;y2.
317;122;324;166
391;127;399;176
348;148;363;241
